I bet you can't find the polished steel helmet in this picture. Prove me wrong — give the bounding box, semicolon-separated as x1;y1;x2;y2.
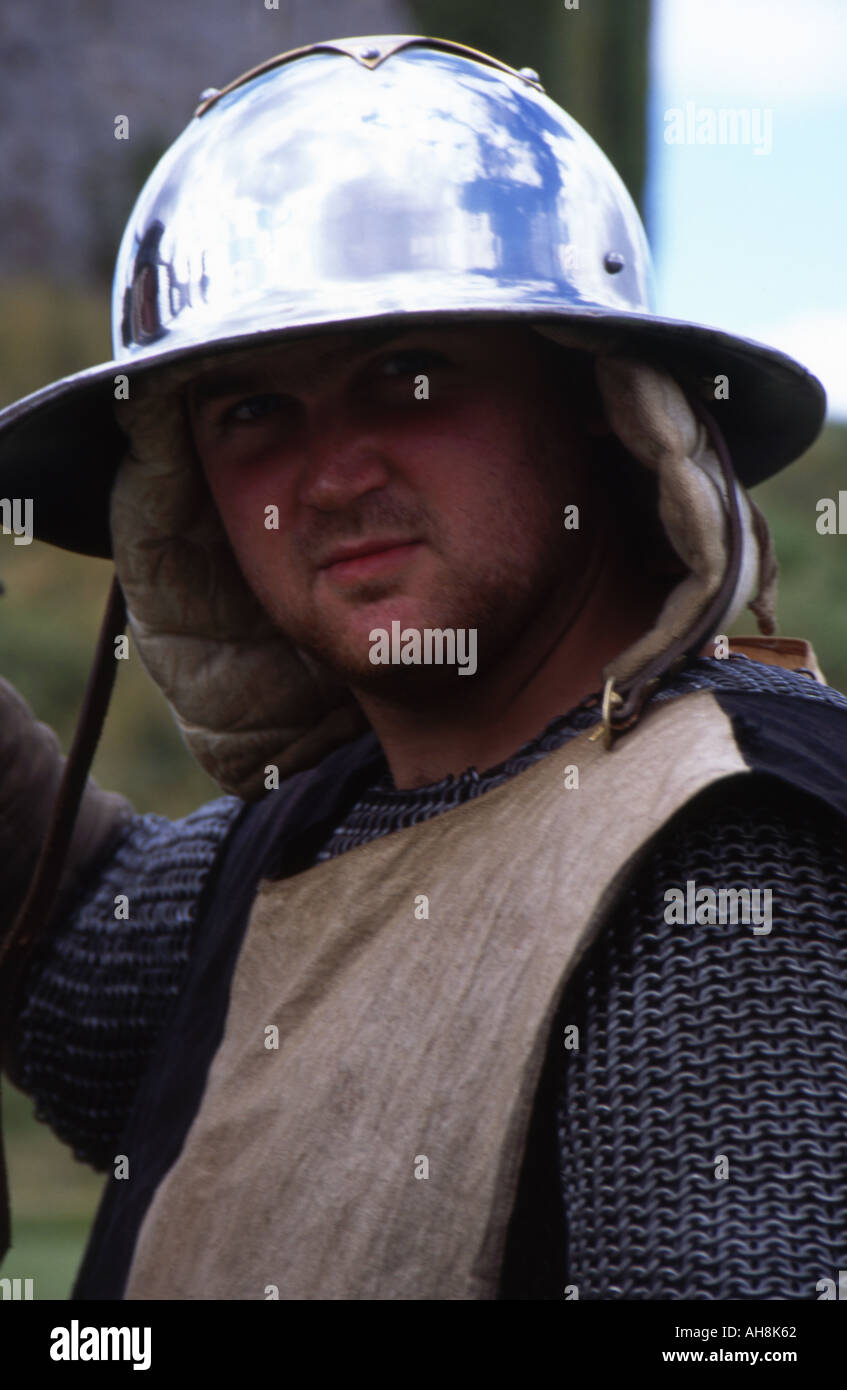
0;33;825;556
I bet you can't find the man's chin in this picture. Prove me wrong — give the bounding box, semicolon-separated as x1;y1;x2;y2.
351;661;478;703
294;634;482;703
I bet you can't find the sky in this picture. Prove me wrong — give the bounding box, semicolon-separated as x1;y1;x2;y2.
646;0;847;420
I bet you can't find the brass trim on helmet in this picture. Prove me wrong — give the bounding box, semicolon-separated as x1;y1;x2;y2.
193;34;544;118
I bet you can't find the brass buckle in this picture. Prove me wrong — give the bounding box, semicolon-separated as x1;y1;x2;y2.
588;677;623;750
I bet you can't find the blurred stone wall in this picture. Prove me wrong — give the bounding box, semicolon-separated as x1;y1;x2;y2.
0;0;412;283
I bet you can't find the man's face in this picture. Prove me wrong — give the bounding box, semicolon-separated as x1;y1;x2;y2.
186;323;599;696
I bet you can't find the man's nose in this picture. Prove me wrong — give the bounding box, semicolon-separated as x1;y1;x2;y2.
296;405;393;511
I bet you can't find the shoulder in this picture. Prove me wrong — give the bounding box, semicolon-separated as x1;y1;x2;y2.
655;652;847;724
623;768;847;950
61;793;246;918
652;655;847;824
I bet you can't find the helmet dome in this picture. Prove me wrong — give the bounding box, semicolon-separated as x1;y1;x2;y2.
0;34;826;556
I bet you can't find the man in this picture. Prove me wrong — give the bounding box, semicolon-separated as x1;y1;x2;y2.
1;35;846;1301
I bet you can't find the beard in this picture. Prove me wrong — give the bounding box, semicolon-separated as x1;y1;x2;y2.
266;503;595;709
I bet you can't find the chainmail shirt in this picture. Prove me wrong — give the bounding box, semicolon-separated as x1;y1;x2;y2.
8;655;847;1299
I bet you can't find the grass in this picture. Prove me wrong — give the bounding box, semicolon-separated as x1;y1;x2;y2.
2;1081;106;1298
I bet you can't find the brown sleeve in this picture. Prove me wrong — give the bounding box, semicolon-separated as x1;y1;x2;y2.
0;677;134;939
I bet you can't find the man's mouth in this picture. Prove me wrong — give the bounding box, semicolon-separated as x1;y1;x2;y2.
318;539;422;580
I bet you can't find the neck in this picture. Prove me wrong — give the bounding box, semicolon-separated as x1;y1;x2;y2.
351;548;672;791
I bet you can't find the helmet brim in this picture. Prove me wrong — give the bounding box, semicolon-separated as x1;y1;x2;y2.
0;305;825;558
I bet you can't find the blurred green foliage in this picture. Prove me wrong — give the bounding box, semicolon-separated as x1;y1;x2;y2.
744;428;847;693
2;1081;105;1299
0;531;221;819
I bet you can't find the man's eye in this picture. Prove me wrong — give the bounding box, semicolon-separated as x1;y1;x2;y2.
379;349;448;377
226;393;282;423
